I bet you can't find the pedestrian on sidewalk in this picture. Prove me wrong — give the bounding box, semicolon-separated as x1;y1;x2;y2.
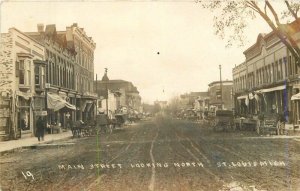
36;116;46;141
276;113;286;135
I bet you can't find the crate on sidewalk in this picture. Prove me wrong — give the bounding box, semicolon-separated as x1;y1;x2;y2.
49;125;61;134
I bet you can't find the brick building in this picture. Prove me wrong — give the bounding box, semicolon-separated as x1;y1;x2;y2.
0;23;97;140
95;77;142;114
26;23;97;126
233;30;300;125
208;80;233;110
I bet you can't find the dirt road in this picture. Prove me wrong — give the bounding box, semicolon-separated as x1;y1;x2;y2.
1;114;300;191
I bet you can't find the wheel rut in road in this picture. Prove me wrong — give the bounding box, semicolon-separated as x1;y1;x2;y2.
172;119;300;191
148;127;159;191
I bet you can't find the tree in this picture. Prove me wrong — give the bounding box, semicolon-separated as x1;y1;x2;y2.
197;0;300;66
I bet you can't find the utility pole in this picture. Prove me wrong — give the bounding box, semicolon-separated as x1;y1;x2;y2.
105;68;109;116
95;74;98;116
219;65;223;109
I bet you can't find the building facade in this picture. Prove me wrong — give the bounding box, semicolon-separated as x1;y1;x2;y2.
194;92;209;118
0;28;46;140
27;23;97;127
97;89;121;115
0;23;97;140
233;31;300;125
208;80;233;110
95;79;142;114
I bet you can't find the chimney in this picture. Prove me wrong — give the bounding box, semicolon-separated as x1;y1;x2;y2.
37;24;44;33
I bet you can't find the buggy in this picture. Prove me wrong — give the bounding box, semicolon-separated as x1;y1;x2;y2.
96;114;112;134
115;114;126;127
71;120;84;138
213;110;234;132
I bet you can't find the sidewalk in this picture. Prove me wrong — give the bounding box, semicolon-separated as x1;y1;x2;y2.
0;131;73;153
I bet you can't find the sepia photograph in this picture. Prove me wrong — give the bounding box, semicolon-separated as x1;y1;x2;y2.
0;0;300;190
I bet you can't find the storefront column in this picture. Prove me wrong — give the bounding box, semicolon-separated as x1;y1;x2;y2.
30;98;34;137
74;96;77;121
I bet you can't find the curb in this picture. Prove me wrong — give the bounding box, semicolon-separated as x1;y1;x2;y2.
0;136;73;156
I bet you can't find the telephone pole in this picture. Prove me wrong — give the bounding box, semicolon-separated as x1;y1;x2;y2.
105;68;109;115
219;65;223;109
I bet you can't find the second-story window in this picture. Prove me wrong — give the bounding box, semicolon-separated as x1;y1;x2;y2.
17;59;31;86
35;66;40;85
34;65;45;89
19;60;25;85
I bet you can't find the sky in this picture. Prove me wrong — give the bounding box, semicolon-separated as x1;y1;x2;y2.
0;1;274;103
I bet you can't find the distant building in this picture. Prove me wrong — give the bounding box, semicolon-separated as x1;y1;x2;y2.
95;78;142;113
194;92;209;112
97;89;121;115
180;92;205;109
154;100;168;109
208;80;233;110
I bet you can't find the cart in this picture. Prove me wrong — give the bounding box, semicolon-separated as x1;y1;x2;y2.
115;114;126;127
213;110;234;132
96;114;111;133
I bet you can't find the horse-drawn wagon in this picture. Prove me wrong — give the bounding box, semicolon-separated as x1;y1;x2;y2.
212;110;234;132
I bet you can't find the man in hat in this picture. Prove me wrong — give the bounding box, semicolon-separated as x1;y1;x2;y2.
36;116;46;141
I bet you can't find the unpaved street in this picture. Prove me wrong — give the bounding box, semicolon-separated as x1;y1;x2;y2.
1;114;300;191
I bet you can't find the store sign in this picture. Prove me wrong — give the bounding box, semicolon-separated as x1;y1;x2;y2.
35;111;47;116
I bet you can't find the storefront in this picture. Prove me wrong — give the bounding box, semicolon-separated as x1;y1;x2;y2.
81;100;94;122
0;95;11;141
255;85;287;116
291;88;300;126
47;92;76;128
236;94;248;116
16;91;34;137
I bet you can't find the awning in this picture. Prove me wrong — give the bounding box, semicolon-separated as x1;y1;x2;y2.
85;103;93;112
47;92;76;111
291;93;300;100
237;95;248;100
249;93;255;100
256;85;286;93
293;84;300;89
16;91;32;100
81;100;93;112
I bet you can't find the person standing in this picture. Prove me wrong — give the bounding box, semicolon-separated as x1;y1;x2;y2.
36;116;46;141
276;113;286;135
